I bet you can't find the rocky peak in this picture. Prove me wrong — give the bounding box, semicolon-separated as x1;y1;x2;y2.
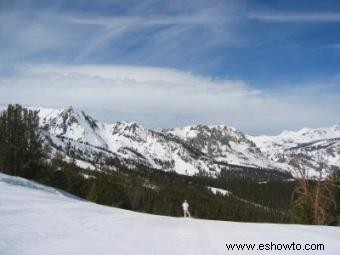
167;124;262;164
111;121;148;142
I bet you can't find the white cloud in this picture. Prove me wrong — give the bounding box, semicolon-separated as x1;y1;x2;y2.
249;12;340;23
0;64;339;134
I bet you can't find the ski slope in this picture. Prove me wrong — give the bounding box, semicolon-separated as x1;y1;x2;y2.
1;173;339;255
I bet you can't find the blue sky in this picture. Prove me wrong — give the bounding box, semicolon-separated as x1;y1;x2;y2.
0;0;340;134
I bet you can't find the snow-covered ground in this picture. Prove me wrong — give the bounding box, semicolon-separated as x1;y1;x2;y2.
1;173;339;255
208;186;231;196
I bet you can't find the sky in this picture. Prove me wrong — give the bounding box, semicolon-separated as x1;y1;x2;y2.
0;0;339;134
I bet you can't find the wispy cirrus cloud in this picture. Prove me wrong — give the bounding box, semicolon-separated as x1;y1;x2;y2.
64;10;230;62
0;1;242;67
318;43;340;50
249;12;340;23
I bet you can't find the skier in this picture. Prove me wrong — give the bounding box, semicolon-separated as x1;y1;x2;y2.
182;200;191;218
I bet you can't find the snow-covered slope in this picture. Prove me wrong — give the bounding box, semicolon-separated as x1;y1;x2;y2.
248;125;340;175
249;125;340;153
1;173;339;255
38;106;108;149
98;121;222;175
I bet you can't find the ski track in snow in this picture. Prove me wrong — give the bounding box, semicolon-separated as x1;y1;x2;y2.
1;173;340;255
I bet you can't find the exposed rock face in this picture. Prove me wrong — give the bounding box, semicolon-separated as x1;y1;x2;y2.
167;125;281;169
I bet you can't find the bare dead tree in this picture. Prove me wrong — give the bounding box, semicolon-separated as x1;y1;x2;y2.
313;153;328;224
289;151;339;225
289;152;313;224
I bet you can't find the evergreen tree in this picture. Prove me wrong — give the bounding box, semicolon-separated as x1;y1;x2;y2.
0;104;44;178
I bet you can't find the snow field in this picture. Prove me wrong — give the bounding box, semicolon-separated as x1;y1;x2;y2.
1;173;340;255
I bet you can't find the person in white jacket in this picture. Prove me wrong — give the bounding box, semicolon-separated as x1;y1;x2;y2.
182;200;191;218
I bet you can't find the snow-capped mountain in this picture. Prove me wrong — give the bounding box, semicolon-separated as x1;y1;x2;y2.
31;106;338;178
248;125;340;176
37;107;224;176
38;106;108;149
167;125;288;170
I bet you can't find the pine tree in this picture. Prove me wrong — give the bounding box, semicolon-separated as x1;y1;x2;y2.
0;104;44;178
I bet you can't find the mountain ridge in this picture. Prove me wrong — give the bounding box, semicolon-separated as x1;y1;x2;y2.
9;105;339;178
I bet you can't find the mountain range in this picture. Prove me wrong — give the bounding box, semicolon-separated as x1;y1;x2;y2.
32;106;340;179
